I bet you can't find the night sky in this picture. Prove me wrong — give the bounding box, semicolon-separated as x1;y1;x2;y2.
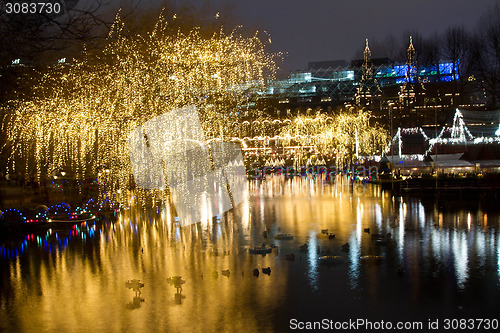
171;0;499;72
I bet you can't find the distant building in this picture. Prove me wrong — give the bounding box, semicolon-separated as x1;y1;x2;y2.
252;38;483;129
385;109;500;173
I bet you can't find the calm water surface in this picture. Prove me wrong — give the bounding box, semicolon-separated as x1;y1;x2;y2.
1;177;500;332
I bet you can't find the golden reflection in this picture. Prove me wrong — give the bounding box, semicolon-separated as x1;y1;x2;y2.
1;178;500;330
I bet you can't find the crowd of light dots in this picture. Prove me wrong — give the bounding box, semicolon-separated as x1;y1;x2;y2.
2;13;279;205
47;203;71;215
224;111;388;167
1;209;27;222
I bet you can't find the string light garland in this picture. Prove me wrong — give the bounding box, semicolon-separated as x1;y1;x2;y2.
279;110;388;166
2;13;279;205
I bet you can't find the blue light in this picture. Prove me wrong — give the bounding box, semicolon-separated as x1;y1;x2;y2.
394;65;407;77
439;62;460;82
439;62;453;75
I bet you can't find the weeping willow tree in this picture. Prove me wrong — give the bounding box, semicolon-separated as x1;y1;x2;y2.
280;108;388;166
2;12;278;203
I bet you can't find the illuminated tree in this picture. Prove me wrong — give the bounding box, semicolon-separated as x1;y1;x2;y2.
2;13;278;202
280;108;388;166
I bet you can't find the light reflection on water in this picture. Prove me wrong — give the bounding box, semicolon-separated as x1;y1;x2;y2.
398;200;405;264
452;230;469;289
498;241;500;284
348;201;362;289
307;230;319;291
1;175;500;331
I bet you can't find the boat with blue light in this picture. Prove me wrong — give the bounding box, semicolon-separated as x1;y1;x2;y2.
48;212;96;223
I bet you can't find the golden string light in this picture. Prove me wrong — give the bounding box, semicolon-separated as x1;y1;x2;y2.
279;109;388;166
3;14;278;204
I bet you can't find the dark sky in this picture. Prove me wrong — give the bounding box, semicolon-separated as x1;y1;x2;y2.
135;0;499;71
201;0;498;71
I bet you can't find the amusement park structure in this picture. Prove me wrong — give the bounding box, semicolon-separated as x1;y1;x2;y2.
225;37;499;171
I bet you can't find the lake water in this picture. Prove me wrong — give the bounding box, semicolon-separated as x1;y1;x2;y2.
1;176;499;332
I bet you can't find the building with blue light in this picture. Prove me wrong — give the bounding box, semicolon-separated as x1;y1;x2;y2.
250;37;484;129
258;59;463;105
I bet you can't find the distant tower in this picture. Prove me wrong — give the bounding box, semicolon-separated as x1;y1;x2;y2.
406;36;417;84
399;36;425;125
355;39;381;107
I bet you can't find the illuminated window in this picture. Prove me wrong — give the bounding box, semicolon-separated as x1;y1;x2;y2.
439;62;453;75
394;65;407;77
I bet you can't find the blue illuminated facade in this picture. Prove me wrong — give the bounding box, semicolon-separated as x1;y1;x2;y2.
262;60;461;101
249;57;474;128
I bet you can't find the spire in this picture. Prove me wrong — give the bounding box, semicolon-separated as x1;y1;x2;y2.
399;35;426;127
356;38;381;106
408;36;415;57
362;38;373;80
363;38;371;66
406;36;416;83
